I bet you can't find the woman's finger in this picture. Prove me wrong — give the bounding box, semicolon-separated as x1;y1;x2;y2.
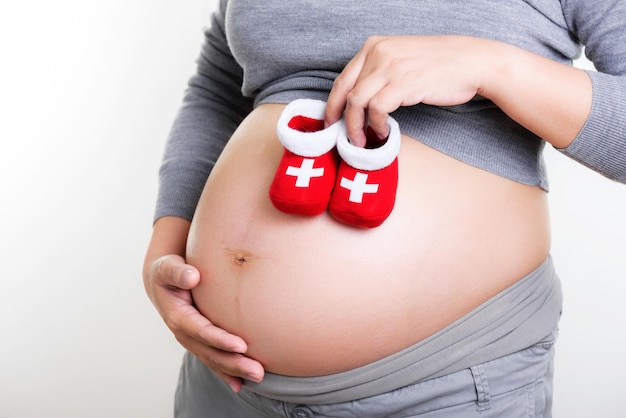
344;70;400;145
325;44;369;126
151;254;200;290
180;335;265;384
366;79;419;139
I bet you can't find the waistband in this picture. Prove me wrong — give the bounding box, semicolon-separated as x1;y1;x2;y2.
243;256;562;404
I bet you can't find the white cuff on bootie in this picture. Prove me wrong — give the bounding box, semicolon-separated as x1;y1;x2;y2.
336;116;401;170
276;99;342;157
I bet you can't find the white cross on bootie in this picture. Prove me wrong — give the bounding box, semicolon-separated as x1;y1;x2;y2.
269;99;343;216
329;117;401;228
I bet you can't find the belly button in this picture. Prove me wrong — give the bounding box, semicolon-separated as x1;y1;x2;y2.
234;254;248;266
229;250;254;267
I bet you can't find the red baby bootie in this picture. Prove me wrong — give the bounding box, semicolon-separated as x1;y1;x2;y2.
269;99;343;216
329;117;401;228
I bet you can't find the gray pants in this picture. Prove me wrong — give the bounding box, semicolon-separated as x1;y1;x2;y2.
174;329;557;417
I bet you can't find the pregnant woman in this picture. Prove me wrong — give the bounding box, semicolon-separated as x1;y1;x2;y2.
143;1;626;416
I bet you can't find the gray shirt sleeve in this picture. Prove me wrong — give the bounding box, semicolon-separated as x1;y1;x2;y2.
559;0;626;183
154;0;626;225
154;0;253;222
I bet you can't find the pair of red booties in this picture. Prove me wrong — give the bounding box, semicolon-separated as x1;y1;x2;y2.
269;99;401;228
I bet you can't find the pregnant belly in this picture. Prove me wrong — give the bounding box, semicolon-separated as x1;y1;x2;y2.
187;104;550;376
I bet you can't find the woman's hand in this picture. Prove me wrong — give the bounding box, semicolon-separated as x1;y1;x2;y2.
143;216;265;392
325;35;487;146
325;35;591;149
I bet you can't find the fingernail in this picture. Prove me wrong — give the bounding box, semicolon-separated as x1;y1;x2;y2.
230;343;247;354
354;133;367;148
246;373;262;383
377;126;390;141
180;269;194;287
228;381;240;392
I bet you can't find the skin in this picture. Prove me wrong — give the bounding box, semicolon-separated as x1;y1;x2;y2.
143;216;264;392
325;36;591;148
142;35;592;392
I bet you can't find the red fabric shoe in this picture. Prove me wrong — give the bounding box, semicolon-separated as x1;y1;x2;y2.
269;99;342;216
329;117;401;228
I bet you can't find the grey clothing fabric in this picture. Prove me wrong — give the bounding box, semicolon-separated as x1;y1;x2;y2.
156;0;626;222
174;257;560;415
242;256;561;404
175;328;558;417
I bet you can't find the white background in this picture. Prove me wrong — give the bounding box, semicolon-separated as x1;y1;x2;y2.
1;1;624;417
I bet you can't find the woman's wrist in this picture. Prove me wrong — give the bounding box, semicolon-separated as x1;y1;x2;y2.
477;39;592;148
143;216;191;277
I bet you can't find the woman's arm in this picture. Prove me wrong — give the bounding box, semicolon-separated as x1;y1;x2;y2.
156;0;254;222
325;35;591;150
144;0;262;391
143;216;264;392
325;33;625;183
478;39;591;150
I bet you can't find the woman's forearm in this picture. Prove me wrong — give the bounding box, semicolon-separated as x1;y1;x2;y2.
143;216;192;290
479;40;592;149
145;216;191;257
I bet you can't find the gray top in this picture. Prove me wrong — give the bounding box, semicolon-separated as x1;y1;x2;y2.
156;0;626;222
243;256;561;404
